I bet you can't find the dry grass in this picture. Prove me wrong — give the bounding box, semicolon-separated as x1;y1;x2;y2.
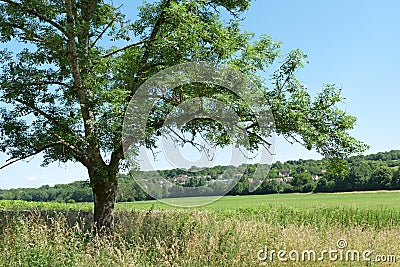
1;209;400;266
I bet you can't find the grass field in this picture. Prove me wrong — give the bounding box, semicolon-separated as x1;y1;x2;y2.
118;190;400;210
1;192;400;266
2;190;400;211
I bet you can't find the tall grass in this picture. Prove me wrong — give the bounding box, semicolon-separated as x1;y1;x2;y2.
1;207;400;266
221;205;400;229
0;199;93;211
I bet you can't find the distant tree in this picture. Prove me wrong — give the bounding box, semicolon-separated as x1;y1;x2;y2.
348;161;372;190
268;168;280;178
185;177;206;187
370;165;392;190
392;168;400;190
255;179;280;194
301;182;314;193
273;161;284;171
313;177;335;193
290;172;312;188
295;165;306;174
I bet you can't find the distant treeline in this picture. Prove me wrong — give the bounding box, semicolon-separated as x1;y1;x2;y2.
1;150;400;202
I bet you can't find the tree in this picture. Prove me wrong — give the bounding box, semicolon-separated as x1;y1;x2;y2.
295;165;306;174
392;168;400;190
268;168;280;178
0;0;366;234
348;160;372;190
255;179;280;194
370;165;392;190
313;177;335;193
290;172;312;191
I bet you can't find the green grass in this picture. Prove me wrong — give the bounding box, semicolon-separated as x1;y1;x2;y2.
2;191;400;212
117;191;400;210
0;199;93;211
3;191;400;229
2;192;400;266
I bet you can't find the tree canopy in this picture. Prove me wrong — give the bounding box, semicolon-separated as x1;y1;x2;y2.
0;0;367;232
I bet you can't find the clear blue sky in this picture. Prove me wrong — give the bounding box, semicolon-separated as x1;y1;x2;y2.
0;0;399;189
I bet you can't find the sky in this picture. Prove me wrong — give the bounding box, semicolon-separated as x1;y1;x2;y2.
0;0;399;189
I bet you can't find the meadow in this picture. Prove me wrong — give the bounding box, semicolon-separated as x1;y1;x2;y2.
1;192;400;266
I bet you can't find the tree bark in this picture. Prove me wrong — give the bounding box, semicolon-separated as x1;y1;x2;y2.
90;166;118;235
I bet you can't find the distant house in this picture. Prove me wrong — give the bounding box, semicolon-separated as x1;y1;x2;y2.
312;175;319;181
275;178;284;183
279;169;291;177
321;170;327;174
248;178;254;183
174;174;189;183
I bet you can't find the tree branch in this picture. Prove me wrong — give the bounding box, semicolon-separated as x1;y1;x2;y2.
109;143;123;170
51;132;89;167
0;21;47;43
247;131;273;147
235;123;273;149
131;0;172;92
14;98;89;147
0;0;67;37
90;16;118;49
15;98;61;126
65;0;104;166
79;0;101;54
166;126;214;159
0;142;62;170
24;81;71;88
65;0;82;89
101;39;153;58
282;133;305;147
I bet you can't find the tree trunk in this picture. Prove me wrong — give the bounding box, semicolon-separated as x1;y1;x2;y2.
90;167;118;235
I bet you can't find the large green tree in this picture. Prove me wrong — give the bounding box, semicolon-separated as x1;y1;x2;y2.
0;0;366;233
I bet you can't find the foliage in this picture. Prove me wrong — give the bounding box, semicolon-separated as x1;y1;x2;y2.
0;0;366;180
0;0;368;230
1;150;400;202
